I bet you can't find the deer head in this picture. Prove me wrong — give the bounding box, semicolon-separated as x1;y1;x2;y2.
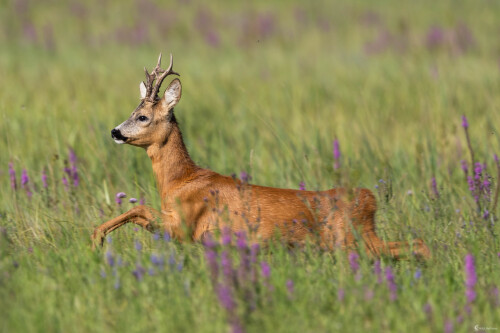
111;53;181;148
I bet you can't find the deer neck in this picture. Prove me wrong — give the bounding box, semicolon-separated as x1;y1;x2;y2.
146;122;198;196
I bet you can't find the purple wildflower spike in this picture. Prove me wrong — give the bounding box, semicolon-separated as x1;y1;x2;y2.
250;243;259;263
41;169;48;188
260;261;271;278
205;247;218;282
385;266;397;301
129;198;138;203
464;254;477;304
431;177;439;198
106;250;115;267
62;176;69;191
240;171;250;183
132;263;146;281
8;162;17;190
221;250;233;281
333;139;340;170
222;227;232;246
299;181;306;191
236;231;247;250
460;160;468;175
21;169;29;187
217;285;235;311
286;279;294;295
462;115;469;129
349;252;360;274
21;169;32;198
68;148;79;187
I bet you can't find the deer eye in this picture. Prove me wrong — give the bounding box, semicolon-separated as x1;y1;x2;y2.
138;115;148;122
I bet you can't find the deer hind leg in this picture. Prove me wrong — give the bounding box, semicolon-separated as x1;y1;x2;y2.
362;233;431;260
91;205;161;249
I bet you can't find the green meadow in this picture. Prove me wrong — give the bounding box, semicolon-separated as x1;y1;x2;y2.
1;0;499;332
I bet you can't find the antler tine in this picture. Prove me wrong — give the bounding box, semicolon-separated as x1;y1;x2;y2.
143;66;155;99
149;53;180;101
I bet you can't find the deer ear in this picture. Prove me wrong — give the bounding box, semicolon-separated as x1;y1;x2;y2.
139;82;147;99
162;79;182;109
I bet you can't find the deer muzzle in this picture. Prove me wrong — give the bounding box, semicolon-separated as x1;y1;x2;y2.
111;128;128;144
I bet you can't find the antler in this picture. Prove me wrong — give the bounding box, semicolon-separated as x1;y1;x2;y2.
143;53;180;102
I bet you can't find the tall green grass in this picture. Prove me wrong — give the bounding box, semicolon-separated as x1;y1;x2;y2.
1;0;499;332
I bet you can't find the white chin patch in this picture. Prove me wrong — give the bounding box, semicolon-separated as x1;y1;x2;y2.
114;139;126;144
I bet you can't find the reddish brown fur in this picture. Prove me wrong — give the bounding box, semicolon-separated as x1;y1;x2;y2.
92;58;430;260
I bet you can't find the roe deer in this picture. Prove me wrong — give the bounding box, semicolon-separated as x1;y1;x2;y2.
91;53;430;260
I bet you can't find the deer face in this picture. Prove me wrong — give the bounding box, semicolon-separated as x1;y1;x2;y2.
111;78;182;148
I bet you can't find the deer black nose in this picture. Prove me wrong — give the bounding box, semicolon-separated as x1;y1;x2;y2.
111;128;126;141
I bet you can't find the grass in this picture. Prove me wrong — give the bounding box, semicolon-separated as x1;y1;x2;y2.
1;0;500;332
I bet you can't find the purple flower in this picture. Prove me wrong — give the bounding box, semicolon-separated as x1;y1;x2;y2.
21;169;32;198
140;197;145;205
431;177;439;198
240;171;250;183
150;254;163;267
461;160;468;175
153;232;160;241
444;320;453;333
222;227;232;246
217;285;235;311
129;198;138;203
333;139;341;169
205;248;218;282
426;26;445;49
414;269;422;280
462;115;469;129
464;254;477;303
134;240;142;252
41;169;48;188
495;154;499;163
221;250;233;281
169;253;176;267
236;231;247;250
286;279;294;295
163;231;171;242
115;192;126;205
349;252;360;274
62;176;69;191
385;266;397;301
21;169;29;187
106;250;115;267
250;243;260;264
132;263;146;281
8;162;17;190
261;261;271;278
299;181;306;191
100;269;106;279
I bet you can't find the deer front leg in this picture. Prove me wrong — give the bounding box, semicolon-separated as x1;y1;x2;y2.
91;205;161;249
